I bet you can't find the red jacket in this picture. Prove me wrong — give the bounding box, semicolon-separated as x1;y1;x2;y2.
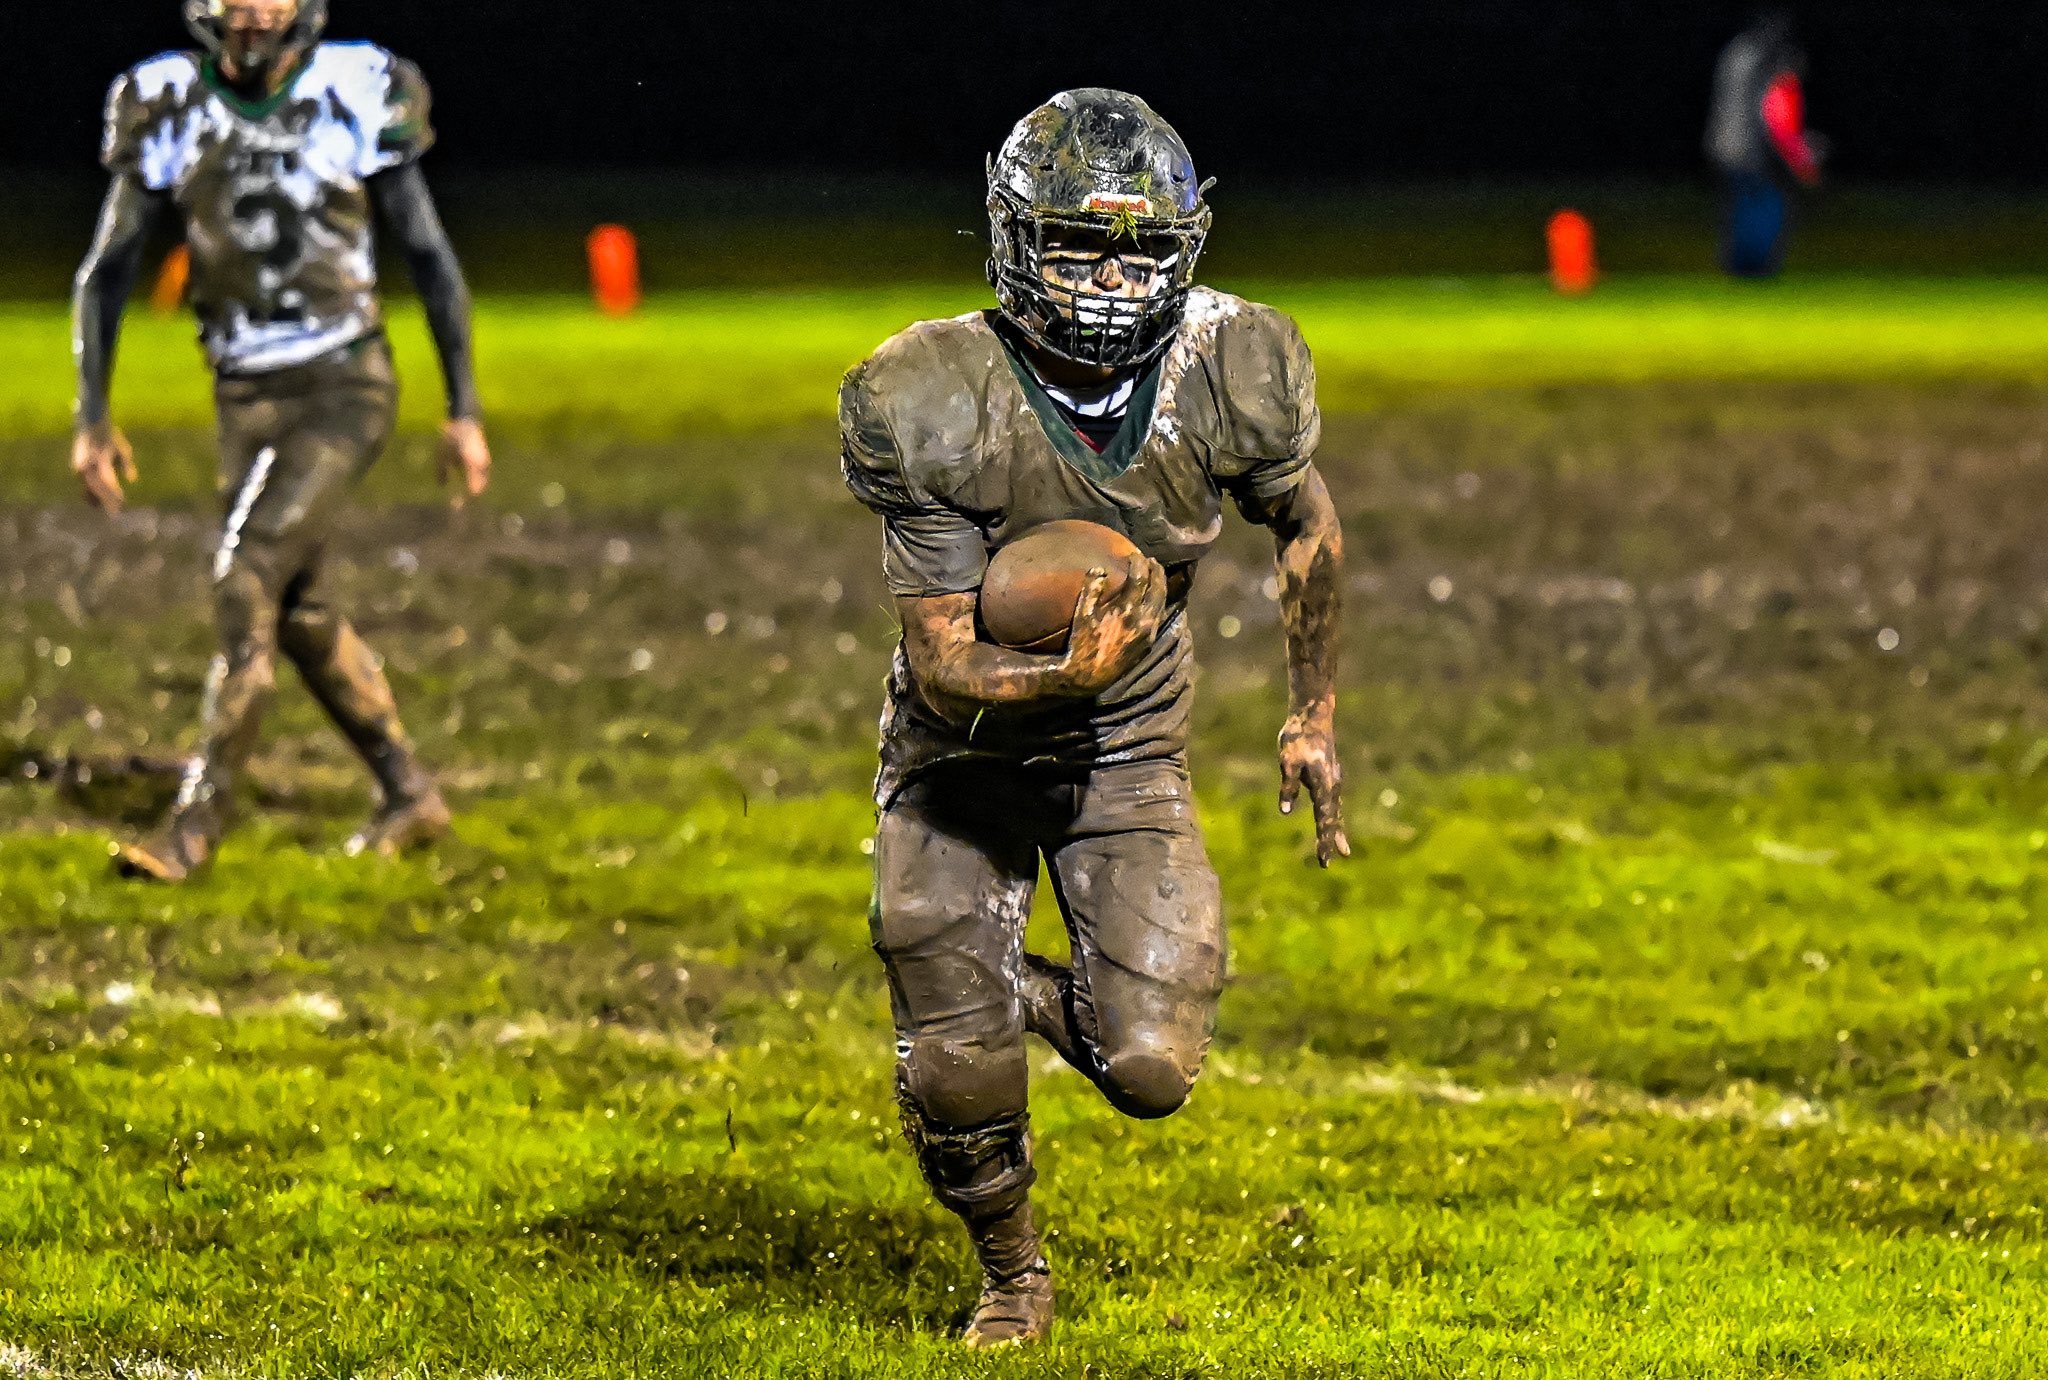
1762;73;1821;186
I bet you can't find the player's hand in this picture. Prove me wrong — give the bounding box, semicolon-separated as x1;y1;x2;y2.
1055;553;1167;695
1279;701;1350;867
71;422;137;513
438;417;492;508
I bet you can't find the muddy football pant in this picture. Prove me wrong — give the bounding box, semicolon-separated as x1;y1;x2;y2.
873;757;1224;1217
177;336;428;818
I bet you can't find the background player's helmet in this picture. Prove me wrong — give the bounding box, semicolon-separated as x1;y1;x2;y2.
987;89;1214;370
183;0;328;64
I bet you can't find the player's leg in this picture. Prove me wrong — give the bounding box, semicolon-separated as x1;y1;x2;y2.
116;381;303;880
873;764;1056;1347
1723;171;1789;279
268;345;448;854
277;556;449;854
1034;758;1225;1120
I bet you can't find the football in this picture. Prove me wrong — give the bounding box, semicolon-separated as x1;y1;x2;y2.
979;519;1143;652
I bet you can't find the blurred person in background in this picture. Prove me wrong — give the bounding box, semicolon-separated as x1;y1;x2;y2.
1706;8;1826;278
70;0;492;881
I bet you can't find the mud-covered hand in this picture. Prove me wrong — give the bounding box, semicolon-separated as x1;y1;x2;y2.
1052;553;1168;696
1279;701;1350;866
438;418;492;507
71;422;137;513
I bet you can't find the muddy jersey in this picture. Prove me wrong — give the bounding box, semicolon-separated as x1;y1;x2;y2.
101;43;434;375
842;287;1321;804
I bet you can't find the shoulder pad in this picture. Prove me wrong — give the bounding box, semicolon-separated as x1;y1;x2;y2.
311;42;435;174
1164;290;1321;463
840;314;1001;510
101;52;201;187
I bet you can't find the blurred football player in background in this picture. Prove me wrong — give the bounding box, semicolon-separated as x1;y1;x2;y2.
1707;8;1827;278
843;89;1348;1347
71;0;491;881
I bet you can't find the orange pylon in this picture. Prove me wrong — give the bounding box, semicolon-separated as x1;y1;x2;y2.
1546;210;1598;295
151;245;191;315
587;225;641;317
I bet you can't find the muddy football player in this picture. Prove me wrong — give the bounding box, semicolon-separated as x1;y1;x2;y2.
71;0;491;881
842;89;1349;1347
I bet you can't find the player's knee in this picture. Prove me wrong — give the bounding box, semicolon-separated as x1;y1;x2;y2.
213;568;283;657
276;598;338;661
899;1036;1028;1129
1098;1034;1202;1120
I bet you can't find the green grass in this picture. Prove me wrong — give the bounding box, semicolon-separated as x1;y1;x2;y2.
6;276;2048;440
8;747;2048;1378
7;291;2048;1374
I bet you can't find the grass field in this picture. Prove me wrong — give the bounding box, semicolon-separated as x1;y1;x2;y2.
7;277;2048;1376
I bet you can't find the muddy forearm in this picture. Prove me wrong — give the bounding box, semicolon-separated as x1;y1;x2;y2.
372;164;480;421
1265;471;1344;717
72;177;165;429
898;595;1086;712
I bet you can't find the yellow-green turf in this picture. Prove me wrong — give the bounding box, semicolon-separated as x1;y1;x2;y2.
5;275;2048;439
5;281;2048;1376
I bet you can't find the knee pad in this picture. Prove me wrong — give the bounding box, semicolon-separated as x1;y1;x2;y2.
897;1035;1026;1130
1098;1037;1201;1121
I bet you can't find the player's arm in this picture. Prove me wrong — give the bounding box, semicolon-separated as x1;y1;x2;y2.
843;361;1161;713
369;162;490;502
70;173;170;512
1245;469;1350;865
897;558;1166;717
1762;72;1822;187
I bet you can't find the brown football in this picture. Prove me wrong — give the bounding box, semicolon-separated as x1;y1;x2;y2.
980;520;1142;652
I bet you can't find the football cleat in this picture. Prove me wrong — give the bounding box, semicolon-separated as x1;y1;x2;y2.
963;1262;1055;1350
345;788;452;859
112;802;223;884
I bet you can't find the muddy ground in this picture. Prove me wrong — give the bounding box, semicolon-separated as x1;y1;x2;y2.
8;379;2048;823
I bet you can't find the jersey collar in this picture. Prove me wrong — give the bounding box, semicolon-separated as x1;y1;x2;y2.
199;48;316;120
995;323;1164;485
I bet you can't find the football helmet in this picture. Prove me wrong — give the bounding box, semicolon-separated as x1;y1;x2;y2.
988;89;1213;370
184;0;327;70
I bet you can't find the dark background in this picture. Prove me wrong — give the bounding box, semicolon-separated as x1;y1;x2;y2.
8;1;2047;182
6;2;2048;293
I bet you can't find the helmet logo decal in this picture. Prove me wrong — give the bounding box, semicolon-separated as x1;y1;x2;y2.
1084;193;1155;216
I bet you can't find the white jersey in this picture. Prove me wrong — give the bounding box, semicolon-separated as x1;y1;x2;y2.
102;42;435;374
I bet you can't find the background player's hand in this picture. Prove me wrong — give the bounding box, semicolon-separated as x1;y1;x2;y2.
1279;702;1350;866
71;422;137;513
1055;553;1167;695
438;417;492;507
